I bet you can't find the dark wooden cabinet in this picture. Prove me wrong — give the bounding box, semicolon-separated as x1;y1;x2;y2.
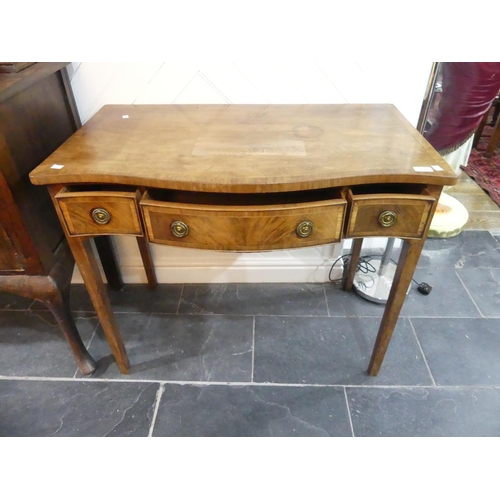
0;226;22;270
0;63;122;375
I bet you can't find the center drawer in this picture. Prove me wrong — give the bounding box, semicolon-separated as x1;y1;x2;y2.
140;191;346;251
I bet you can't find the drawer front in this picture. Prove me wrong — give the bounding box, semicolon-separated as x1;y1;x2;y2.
55;190;143;236
346;194;435;239
141;198;346;251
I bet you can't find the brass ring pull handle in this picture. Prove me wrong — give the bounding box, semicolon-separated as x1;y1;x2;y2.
91;208;111;225
171;220;189;238
379;210;397;227
296;220;314;238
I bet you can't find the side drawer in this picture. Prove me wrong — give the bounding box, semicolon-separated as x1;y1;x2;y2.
346;192;436;239
140;192;347;251
55;188;143;236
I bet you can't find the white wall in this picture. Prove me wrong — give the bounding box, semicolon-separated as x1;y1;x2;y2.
68;61;432;284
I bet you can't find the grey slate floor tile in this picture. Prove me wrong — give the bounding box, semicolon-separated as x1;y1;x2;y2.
178;283;329;316
84;313;253;382
32;284;184;314
152;384;352;436
455;268;500;318
346;387;500;436
253;316;432;386
411;317;500;386
0;379;158;437
324;284;385;318
0;310;98;377
417;230;500;269
0;292;33;311
400;268;480;317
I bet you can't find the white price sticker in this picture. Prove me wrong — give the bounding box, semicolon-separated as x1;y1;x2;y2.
50;164;65;169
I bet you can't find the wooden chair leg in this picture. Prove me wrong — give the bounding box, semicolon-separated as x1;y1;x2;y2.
44;290;97;376
0;241;97;376
136;236;157;289
473;108;490;149
344;238;363;292
485;113;500;158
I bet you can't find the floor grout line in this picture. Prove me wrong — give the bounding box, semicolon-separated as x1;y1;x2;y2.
61;310;500;320
323;284;331;317
455;270;485;318
408;318;437;386
251;316;256;383
343;387;355;437
1;375;500;390
175;285;184;314
147;383;165;437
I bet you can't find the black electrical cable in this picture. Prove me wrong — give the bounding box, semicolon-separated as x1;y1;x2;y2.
329;253;432;294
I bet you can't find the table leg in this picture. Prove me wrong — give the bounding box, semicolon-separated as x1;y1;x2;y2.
367;238;425;375
48;185;129;373
66;236;130;373
344;238;363;292
136;236;157;289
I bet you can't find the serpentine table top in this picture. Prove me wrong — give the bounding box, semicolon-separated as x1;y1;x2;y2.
30;104;456;191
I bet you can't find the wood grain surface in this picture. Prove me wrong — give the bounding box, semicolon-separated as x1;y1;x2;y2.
346;193;435;239
30;104;458;192
141;193;346;251
55;189;143;236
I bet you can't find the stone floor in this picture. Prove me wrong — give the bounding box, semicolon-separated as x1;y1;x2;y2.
1;230;500;436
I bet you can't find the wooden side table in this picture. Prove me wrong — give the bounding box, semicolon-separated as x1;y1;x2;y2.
30;104;458;377
0;63;126;375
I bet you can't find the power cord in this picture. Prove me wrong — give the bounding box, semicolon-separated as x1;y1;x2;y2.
329;253;432;295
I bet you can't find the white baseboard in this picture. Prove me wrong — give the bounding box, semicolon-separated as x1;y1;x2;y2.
70;237;399;284
71;262;344;284
71;238;345;284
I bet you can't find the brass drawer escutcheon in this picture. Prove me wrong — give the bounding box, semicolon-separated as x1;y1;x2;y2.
91;208;111;225
296;220;314;238
171;220;189;238
379;210;397;227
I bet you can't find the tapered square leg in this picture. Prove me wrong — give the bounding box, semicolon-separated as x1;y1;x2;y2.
48;185;130;374
344;238;363;292
136;236;157;289
64;236;130;373
368;239;425;376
